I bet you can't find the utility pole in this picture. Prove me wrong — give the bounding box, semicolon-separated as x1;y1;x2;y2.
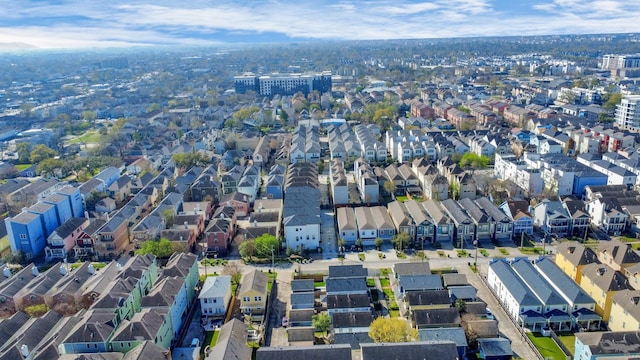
473;240;479;273
271;247;275;273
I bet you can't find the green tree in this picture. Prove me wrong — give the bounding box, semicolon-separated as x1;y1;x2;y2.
36;158;66;177
136;238;174;258
369;317;418;343
255;234;279;258
239;240;257;259
392;232;410;251
222;262;243;290
374;238;383;250
172;152;209;168
82;110;97;122
24;303;49;317
16;142;31;164
279;108;289;123
603;92;622;111
384;181;398;195
454;298;467;313
29;144;58;164
312;313;331;333
161;209;175;227
147;103;161;113
233;106;260;121
2;251;25;265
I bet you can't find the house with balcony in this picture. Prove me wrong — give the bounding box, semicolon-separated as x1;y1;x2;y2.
404;200;435;246
500;200;533;236
441;199;475;248
475;197;513;242
574;330;640;360
239;270;269;322
533;199;571;237
596;240;640;272
337;207;358;245
45;217;89;261
422;199;454;244
458;197;493;242
200;275;232;322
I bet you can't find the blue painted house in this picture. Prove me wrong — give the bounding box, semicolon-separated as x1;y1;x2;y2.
573;169;608;196
27;202;60;238
95;166;122;189
43;193;74;226
56;186;85;218
58;310;118;355
265;174;284;199
5;212;47;259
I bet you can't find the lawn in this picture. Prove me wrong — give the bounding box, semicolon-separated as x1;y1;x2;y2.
267;272;277;291
527;333;566;360
378;252;385;259
519;247;544;255
70;262;107;270
383;288;395;301
437;250;446;258
395;195;408;202
498;248;510;256
15;164;33;171
480;249;490;257
204;329;220;348
358;253;366;261
69;130;102;144
430;268;458;275
379;268;391;277
366;278;375;287
457;250;469;257
632;243;640;251
396;251;407;259
556;332;576;356
314;281;325;288
379;278;390;288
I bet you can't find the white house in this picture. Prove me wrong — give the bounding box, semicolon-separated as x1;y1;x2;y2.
199;275;232;320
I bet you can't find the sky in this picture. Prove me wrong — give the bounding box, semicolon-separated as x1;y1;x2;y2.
1;0;640;49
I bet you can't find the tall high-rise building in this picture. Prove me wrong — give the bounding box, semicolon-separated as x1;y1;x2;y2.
602;54;640;77
615;95;640;129
234;71;331;97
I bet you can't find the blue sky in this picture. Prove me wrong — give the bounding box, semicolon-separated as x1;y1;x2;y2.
1;0;639;49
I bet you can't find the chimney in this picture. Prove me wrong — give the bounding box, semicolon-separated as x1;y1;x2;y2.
184;221;189;229
84;211;89;219
32;266;39;277
59;265;67;276
116;263;123;272
253;220;258;227
20;344;29;358
3;267;11;278
88;264;95;275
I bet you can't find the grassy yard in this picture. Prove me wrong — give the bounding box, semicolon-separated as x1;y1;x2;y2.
379;268;391;277
267;272;277;292
556;332;576;356
526;333;566;360
314;281;325;288
358;253;366;261
378;252;385;259
70;262;107;270
204;329;220;348
395;195;408;202
396;251;407;259
498;248;510;256
437;250;446;258
366;278;375;287
457;250;469;257
480;249;490;257
69;130;102;144
431;268;458;275
15;164;33;171
383;288;395;301
519;247;544;255
380;278;390;288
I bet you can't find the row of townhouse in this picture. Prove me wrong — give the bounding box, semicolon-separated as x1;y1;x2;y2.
585;185;640;235
487;257;601;332
289;124;321;163
338;196;515;249
0;253;199;358
354;123;387;162
353;159;380;205
554;240;640;331
5;185;84;260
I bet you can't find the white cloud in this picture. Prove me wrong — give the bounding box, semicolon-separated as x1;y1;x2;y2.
0;0;639;49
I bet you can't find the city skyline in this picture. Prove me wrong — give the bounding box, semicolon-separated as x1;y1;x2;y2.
1;0;640;49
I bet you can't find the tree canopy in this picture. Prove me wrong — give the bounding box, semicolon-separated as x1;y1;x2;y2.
369;318;418;343
136;238;174;258
312;313;331;333
29;144;58;164
458;153;489;169
172;152;209;168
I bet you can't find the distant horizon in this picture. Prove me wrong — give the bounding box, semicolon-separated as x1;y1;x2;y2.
2;0;640;50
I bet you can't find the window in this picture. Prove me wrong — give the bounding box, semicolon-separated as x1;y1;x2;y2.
243;297;250;302
254;296;262;301
20;234;27;240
